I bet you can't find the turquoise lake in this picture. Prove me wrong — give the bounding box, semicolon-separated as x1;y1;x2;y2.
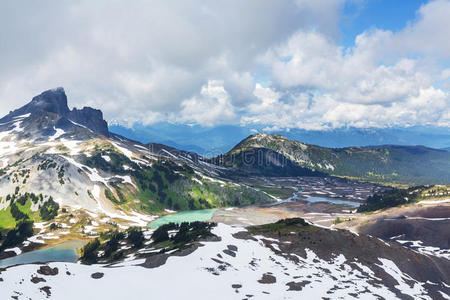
148;209;217;228
0;240;85;268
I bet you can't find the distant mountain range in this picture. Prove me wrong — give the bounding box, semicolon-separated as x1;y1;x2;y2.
110;123;450;155
109;123;253;155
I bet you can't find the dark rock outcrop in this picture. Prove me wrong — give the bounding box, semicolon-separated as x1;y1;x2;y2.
31;276;46;284
91;272;104;279
39;286;52;297
258;273;277;284
37;266;59;276
68;107;109;137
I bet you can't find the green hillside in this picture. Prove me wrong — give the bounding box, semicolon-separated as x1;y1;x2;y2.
217;133;450;185
82;148;274;213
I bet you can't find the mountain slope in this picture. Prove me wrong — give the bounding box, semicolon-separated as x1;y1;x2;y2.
216;133;450;184
211;147;325;177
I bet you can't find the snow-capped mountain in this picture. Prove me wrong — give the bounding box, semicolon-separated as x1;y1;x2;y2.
0;88;272;229
0;87;108;139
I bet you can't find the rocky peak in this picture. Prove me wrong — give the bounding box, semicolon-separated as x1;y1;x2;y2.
238;132;284;147
30;87;71;116
1;88;70;122
251;133;287;141
0;87;109;137
228;132;309;156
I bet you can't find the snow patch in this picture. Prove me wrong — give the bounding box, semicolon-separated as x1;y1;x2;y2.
49;128;66;141
4;247;22;255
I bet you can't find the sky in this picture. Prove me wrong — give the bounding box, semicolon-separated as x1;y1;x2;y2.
0;0;449;131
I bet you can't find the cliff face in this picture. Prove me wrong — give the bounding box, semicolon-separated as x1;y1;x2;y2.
68;107;109;137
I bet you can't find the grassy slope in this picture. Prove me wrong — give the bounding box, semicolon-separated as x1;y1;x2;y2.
83;148;273;214
0;198;42;233
0;206;17;231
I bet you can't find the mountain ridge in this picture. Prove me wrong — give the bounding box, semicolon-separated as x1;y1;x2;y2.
216;132;450;185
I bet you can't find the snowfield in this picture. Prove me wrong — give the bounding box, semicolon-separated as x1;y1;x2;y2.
0;224;446;300
395;239;450;261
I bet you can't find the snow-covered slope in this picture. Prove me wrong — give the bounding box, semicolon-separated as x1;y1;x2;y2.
0;222;448;299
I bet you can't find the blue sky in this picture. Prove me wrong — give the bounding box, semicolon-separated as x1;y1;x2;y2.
0;0;449;131
341;0;429;47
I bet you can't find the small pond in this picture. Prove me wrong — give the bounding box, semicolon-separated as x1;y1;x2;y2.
0;240;86;268
301;196;361;207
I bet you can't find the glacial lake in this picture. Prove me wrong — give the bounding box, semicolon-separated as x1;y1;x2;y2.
148;209;217;228
0;240;86;268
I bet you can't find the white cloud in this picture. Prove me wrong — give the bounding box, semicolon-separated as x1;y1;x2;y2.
262;30;432;105
0;0;449;131
0;0;340;125
243;84;450;130
394;0;450;58
247;0;450;130
293;0;344;37
176;80;237;126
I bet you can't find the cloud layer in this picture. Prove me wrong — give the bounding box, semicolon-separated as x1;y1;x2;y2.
0;0;449;130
